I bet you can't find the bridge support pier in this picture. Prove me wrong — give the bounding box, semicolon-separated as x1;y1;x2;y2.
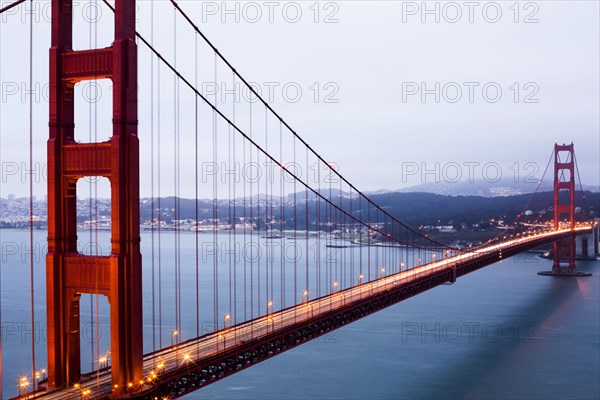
538;266;591;277
538;143;591;277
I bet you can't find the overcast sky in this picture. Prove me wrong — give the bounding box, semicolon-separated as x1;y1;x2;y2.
0;0;598;199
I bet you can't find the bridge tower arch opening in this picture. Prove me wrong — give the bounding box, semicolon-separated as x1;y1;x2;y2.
46;0;142;394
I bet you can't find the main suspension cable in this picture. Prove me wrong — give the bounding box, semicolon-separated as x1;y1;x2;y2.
166;0;457;251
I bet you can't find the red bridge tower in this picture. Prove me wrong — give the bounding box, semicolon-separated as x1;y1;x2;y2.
553;143;576;271
539;142;590;276
46;0;143;393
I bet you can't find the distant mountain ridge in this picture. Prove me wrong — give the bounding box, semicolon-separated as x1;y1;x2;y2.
136;190;599;228
289;179;597;200
394;178;598;197
1;190;598;233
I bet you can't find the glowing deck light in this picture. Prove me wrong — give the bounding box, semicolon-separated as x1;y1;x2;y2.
301;290;309;304
19;377;29;388
266;301;274;320
171;330;179;347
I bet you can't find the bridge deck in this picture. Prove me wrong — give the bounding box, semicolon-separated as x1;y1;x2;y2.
26;227;592;400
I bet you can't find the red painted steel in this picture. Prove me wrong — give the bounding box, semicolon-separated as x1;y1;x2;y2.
39;0;585;396
47;0;142;394
553;143;576;269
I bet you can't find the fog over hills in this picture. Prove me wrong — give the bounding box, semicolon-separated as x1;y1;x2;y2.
394;178;598;197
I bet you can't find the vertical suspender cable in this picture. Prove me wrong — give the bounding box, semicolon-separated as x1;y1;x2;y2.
249;96;253;321
228;119;233;323
194;34;200;339
339;167;342;287
349;187;353;285
227;84;235;325
151;0;157;354
317;159;321;297
232;74;237;326
157;53;163;349
94;13;100;380
329;162;334;287
88;8;94;372
305;147;309;297
368;203;371;281
264;107;268;309
359;195;363;285
269;115;274;306
280;122;285;307
28;0;36;387
229;94;235;321
293;137;297;304
0;12;3;398
92;0;100;378
173;6;180;335
375;210;379;278
87;0;101;374
326;163;330;289
256;103;261;314
243;108;247;322
313;159;321;297
172;6;178;336
176;53;182;337
213;52;218;330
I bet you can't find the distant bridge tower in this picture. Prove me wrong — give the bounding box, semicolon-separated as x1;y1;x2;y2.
539;143;591;276
553;143;576;270
46;0;142;393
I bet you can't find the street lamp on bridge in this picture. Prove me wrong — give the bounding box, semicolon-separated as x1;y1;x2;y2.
19;376;30;398
330;282;339;307
171;330;179;348
172;329;180;367
34;368;47;391
266;301;274;332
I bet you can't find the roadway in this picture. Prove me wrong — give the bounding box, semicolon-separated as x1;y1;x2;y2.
26;226;593;399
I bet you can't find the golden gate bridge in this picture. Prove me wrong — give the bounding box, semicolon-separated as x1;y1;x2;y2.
0;0;597;399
